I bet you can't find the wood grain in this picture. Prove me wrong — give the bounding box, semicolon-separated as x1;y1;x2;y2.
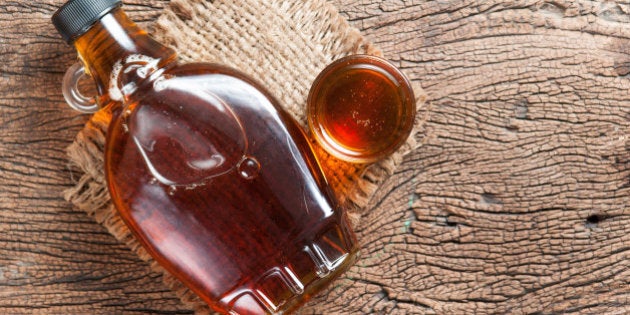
303;1;630;314
1;1;192;314
1;0;629;314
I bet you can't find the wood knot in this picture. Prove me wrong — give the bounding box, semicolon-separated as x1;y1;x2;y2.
614;62;630;77
585;214;609;228
480;192;502;205
436;215;458;228
537;2;567;18
514;99;529;120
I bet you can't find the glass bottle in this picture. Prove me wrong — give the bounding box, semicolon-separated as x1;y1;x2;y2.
52;0;358;314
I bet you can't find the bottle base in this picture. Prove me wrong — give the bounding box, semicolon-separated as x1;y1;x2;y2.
220;223;358;315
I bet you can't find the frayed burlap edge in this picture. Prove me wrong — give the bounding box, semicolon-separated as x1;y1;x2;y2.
64;0;427;313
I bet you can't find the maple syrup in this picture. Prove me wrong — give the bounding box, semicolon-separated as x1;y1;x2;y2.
52;1;357;314
308;55;415;163
106;63;357;315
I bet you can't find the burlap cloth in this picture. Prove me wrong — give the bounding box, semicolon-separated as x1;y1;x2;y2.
64;0;427;313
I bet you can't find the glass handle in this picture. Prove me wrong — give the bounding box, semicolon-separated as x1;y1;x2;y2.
62;62;99;114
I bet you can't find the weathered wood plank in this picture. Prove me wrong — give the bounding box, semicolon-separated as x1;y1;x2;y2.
303;0;630;314
1;1;192;314
1;0;629;314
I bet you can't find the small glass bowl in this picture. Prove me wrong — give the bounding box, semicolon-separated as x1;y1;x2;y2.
307;55;416;163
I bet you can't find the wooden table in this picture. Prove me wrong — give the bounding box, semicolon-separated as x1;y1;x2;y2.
1;0;628;313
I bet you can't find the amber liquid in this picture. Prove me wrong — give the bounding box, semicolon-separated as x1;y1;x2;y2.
308;56;415;163
106;64;357;314
74;9;357;315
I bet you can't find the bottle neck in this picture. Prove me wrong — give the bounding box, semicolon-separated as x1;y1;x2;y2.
74;8;176;103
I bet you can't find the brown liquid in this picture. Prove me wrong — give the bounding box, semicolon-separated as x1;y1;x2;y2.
321;67;402;151
73;9;357;315
308;56;415;163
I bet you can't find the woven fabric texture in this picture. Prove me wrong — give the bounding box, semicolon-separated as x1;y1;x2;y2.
64;0;426;313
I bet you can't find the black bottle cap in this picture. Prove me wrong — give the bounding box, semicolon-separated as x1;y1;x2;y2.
52;0;123;44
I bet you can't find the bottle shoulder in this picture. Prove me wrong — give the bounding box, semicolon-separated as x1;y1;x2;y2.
164;62;278;101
